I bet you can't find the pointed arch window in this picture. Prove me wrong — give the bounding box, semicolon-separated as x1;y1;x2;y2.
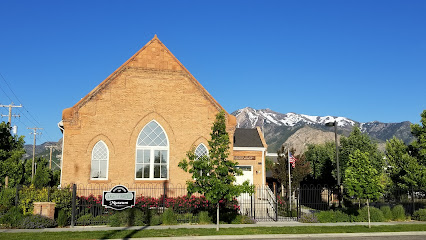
195;143;208;160
91;141;109;179
136;121;169;179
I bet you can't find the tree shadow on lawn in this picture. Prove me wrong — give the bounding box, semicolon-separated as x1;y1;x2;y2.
99;226;149;240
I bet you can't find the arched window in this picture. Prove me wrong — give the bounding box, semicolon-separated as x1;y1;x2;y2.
136;121;169;179
91;141;109;179
195;143;208;160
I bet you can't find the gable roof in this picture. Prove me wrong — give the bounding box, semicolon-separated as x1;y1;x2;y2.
233;127;266;148
63;35;234;125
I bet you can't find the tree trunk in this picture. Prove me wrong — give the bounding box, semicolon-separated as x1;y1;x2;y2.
216;203;219;231
367;199;371;229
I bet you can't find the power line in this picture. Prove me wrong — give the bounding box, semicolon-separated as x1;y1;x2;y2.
0;72;55;142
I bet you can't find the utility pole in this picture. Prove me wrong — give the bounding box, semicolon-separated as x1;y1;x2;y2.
28;127;42;181
45;145;55;169
0;102;22;124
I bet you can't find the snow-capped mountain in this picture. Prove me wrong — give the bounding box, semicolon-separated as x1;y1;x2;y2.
231;107;414;153
233;107;355;128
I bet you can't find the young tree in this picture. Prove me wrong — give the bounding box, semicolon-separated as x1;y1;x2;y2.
340;126;384;181
0;121;25;187
178;111;252;231
344;150;384;228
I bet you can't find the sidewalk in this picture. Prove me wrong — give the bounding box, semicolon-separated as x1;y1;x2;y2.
1;220;425;233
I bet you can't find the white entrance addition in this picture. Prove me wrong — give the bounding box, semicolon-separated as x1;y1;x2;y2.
235;166;253;185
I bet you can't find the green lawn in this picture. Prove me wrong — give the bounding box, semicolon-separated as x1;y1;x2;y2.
1;224;426;240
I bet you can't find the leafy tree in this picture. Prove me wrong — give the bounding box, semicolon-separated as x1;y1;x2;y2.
410;110;426;166
272;146;311;193
23;156;58;188
0;122;25;187
304;142;336;186
386;137;426;190
340;126;384;181
179;111;252;230
344;149;384;228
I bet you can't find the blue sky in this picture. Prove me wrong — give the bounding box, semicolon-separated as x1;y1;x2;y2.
0;0;425;144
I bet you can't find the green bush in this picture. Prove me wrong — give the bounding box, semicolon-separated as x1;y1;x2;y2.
412;209;426;221
392;205;406;221
108;213;122;227
149;214;162;226
162;208;177;225
198;211;212;224
299;214;319;223
20;214;57;229
315;210;350;223
18;185;48;214
76;213;94;226
178;213;195;223
356;206;385;222
57;209;68;227
0;188;16;210
231;215;256;224
0;206;24;228
380;205;392;221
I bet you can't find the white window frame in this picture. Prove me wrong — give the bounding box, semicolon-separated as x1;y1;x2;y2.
90;140;109;180
195;143;209;160
135;120;169;180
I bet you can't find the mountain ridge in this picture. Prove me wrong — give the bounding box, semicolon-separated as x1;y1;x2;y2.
232;107;414;153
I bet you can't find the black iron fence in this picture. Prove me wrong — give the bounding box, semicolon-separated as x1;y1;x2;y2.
298;184;426;217
2;183;425;227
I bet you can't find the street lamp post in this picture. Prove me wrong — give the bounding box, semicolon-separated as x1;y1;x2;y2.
325;120;341;207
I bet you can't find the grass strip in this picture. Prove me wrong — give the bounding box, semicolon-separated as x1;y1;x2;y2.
1;224;426;240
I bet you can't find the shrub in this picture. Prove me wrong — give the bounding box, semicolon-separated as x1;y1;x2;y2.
162;208;177;225
356;206;385;222
51;186;72;216
392;205;406;221
412;209;426;221
178;213;195;223
299;214;319;223
149;214;162;226
0;206;24;228
77;213;94;226
198;211;212;224
18;185;48;214
57;209;68;227
108;213;122;227
20;215;57;229
315;210;350;223
0;188;17;210
231;215;256;224
380;205;392;221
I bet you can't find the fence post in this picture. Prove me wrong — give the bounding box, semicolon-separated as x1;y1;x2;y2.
47;186;51;202
15;184;19;206
71;184;76;227
296;187;300;221
163;182;167;212
275;186;278;221
253;189;256;220
411;186;415;215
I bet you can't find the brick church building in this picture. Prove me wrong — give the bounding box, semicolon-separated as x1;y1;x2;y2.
59;35;267;188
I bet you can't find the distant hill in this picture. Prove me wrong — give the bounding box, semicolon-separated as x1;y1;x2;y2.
232;107;414;153
24;139;62;171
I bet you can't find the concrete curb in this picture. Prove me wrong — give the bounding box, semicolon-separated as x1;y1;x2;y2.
0;221;425;233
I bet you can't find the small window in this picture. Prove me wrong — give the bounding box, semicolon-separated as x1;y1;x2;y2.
91;141;109;179
195;143;208;160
